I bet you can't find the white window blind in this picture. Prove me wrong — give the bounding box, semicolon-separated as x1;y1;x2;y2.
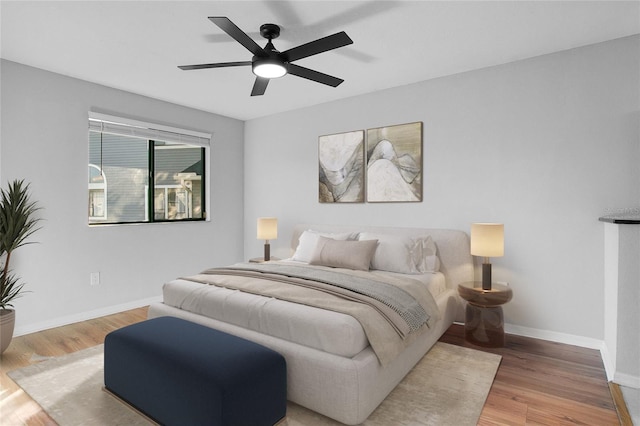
88;112;211;147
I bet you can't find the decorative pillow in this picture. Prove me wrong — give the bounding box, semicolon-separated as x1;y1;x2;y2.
358;232;440;274
415;236;440;273
291;230;357;263
309;237;378;271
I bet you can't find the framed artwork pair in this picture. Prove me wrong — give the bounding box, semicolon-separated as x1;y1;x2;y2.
318;121;422;203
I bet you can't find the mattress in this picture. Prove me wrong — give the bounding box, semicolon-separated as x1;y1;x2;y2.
162;264;446;358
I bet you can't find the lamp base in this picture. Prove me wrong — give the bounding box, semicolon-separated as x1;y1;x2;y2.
264;242;271;262
482;263;492;290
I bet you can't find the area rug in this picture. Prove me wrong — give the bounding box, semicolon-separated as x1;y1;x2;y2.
8;342;501;425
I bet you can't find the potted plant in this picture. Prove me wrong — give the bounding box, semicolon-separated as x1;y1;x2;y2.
0;179;42;354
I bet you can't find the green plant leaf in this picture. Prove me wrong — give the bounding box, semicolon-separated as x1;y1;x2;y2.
0;179;42;308
0;267;26;309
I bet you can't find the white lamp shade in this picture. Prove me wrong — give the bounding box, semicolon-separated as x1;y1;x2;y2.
470;223;504;257
257;217;278;240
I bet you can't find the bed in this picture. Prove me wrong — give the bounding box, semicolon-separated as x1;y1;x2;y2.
148;224;473;425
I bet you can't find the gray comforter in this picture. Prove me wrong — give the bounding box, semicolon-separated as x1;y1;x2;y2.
184;262;440;365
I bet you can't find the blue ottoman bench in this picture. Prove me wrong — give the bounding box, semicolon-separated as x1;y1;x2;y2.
104;316;287;426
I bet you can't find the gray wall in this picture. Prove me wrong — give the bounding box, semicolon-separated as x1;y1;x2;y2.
244;35;640;345
1;60;245;334
2;35;638;347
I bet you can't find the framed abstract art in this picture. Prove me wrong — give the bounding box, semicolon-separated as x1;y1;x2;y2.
318;130;365;203
366;122;422;202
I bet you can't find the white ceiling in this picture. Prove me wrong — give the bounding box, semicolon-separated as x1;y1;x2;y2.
1;1;639;121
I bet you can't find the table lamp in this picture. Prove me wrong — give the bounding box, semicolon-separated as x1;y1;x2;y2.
470;223;504;290
257;217;278;261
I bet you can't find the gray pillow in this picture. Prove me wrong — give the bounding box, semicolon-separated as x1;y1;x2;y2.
309;236;378;271
291;230;357;263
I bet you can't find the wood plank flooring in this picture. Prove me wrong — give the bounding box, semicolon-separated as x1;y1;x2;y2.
440;325;621;425
1;307;149;425
1;307;622;425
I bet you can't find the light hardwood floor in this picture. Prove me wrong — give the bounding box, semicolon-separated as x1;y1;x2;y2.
1;307;149;425
440;325;622;425
0;307;624;425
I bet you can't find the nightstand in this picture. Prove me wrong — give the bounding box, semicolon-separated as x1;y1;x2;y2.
458;281;513;348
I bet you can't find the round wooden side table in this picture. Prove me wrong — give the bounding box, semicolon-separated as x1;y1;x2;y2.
458;281;513;348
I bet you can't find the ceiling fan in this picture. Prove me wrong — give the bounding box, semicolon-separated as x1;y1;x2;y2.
179;17;353;96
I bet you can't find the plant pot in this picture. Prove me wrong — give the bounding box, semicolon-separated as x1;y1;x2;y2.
1;309;16;354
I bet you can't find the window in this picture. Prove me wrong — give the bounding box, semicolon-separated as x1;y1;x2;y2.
88;113;210;225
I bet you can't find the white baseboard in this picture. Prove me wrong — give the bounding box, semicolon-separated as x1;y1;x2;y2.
499;323;639;388
454;321;604;350
13;295;162;337
599;343;616;382
504;323;604;350
615;372;640;389
598;340;639;388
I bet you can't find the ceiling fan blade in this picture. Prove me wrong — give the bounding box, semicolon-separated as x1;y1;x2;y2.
178;61;251;71
209;17;265;57
283;31;353;62
288;64;344;87
251;77;270;96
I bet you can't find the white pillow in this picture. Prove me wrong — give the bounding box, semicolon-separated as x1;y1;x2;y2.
358;232;440;274
291;230;357;263
309;237;378;271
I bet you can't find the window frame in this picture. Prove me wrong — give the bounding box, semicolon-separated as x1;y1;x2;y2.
88;113;211;226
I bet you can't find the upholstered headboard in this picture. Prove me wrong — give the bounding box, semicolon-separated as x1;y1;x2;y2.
291;224;474;291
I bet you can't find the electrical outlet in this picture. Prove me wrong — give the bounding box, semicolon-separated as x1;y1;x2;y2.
90;272;100;286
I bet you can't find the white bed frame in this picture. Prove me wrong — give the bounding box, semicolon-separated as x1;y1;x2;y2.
148;224;473;425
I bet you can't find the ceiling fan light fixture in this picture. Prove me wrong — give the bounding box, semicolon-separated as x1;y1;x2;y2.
252;58;288;79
